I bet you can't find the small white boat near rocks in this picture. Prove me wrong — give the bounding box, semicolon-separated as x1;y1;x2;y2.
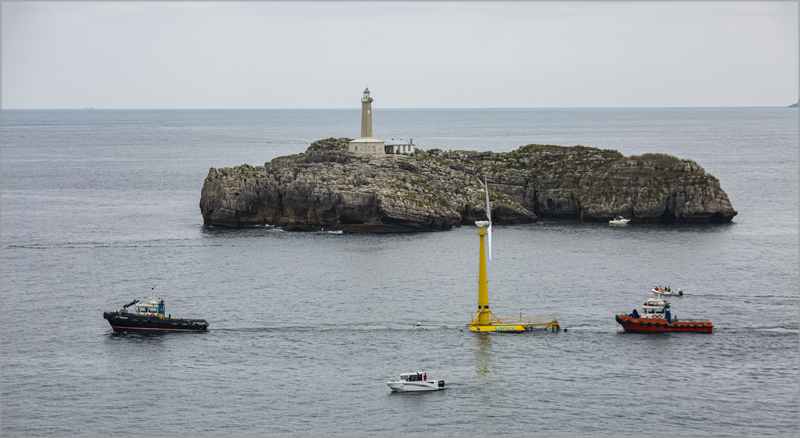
609;216;630;225
387;372;445;392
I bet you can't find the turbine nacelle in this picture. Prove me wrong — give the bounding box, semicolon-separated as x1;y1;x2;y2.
475;220;490;228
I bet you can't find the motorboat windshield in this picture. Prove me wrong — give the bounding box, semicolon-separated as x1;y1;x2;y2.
399;372;426;382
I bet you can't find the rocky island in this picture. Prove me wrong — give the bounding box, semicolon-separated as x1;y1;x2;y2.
200;138;737;232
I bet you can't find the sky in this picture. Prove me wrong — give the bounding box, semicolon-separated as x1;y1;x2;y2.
1;1;798;109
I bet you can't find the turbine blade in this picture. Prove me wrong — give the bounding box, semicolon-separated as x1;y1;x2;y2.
484;178;491;222
485;177;492;261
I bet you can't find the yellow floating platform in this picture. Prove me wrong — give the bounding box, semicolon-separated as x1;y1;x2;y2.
468;315;560;333
469;324;526;332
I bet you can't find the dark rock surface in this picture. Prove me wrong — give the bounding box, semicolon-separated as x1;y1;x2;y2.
200;138;737;231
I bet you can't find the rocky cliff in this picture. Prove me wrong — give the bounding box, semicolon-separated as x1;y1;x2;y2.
199;138;737;232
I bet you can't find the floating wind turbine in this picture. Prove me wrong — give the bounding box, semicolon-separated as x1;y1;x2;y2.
467;176;561;333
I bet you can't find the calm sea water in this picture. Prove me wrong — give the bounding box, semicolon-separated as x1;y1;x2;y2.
2;108;798;436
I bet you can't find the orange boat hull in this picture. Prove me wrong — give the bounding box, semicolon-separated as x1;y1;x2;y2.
615;315;713;332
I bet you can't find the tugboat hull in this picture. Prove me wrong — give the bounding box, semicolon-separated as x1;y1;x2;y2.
104;312;208;333
615;315;712;333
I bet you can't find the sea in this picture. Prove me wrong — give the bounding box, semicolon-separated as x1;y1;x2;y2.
1;108;798;436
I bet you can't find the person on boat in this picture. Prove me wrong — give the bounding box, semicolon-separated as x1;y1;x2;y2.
424;373;427;381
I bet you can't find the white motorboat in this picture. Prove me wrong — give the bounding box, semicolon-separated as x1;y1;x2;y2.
652;286;683;296
387;372;445;392
609;216;630;225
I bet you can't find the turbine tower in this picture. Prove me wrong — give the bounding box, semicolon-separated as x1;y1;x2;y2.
474;178;499;326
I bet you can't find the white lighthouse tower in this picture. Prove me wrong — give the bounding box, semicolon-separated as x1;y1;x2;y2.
349;87;385;155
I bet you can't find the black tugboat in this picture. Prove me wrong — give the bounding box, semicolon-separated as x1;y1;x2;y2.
103;287;209;333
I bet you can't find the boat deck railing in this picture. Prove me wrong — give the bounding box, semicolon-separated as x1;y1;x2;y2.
673;318;712;323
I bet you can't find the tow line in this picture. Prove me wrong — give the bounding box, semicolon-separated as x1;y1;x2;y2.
207;319;463;328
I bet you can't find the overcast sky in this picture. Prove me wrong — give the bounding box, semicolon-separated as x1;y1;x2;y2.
2;1;797;109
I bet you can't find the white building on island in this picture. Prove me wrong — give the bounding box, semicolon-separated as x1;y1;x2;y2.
348;87;415;155
385;138;416;154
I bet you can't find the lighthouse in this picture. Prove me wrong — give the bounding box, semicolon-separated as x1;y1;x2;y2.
360;87;374;138
349;87;386;155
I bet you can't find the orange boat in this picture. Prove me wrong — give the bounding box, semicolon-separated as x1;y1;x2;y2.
615;298;712;333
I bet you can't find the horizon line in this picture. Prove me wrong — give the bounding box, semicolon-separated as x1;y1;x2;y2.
2;105;797;110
